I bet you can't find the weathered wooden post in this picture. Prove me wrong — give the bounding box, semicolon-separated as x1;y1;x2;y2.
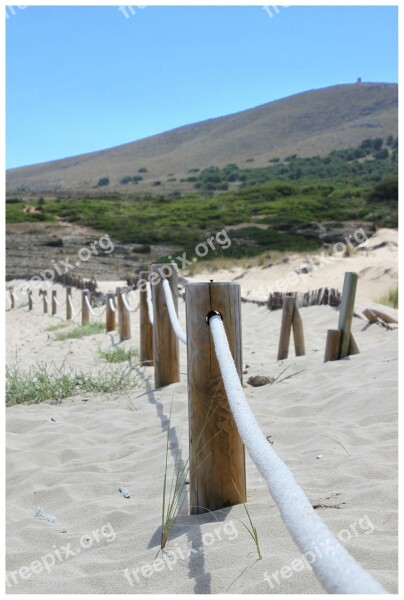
338;272;358;359
105;292;116;332
28;289;33;311
116;287;131;341
151;264;179;387
9;289;15;309
42;289;48;314
185;281;246;514
324;329;342;363
51;290;57;316
277;295;295;360
139;271;153;365
82;289;90;325
292;305;306;356
66;287;72;320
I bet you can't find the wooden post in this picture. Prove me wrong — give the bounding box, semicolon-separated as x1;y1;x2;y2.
292;305;306;356
139;271;153;365
277;295;295;360
51;290;57;316
151;264;179;387
324;329;342;363
105;292;116;332
42;289;48;314
338;272;358;359
66;287;72;320
185;281;246;514
9;289;15;309
28;289;33;311
82;289;90;325
116;287;131;341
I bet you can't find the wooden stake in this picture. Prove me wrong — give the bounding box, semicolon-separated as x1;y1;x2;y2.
324;329;342;362
42;290;48;314
28;289;33;311
185;281;246;514
292;305;306;356
277;295;295;360
9;289;15;309
139;271;153;365
82;290;90;325
348;333;360;356
105;292;116;332
116;287;131;341
151;264;180;387
66;287;72;320
338;272;359;359
51;290;57;316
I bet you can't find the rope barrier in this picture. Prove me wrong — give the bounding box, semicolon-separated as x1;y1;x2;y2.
122;292;140;313
84;294;96;316
146;282;154;326
109;297;116;313
208;313;385;594
68;294;78;316
162;279;186;344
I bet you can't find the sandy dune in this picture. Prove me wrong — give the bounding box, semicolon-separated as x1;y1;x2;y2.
5;230;398;594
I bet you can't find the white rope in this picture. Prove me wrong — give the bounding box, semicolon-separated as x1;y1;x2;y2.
146;282;154;326
208;314;385;594
84;294;96;316
162;279;186;344
109;297;116;313
68;294;77;316
122;292;140;313
43;294;49;304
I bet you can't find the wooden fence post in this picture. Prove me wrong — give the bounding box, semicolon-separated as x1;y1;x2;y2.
42;289;48;314
9;289;15;309
277;295;295;360
66;287;72;320
139;271;153;365
52;290;57;316
105;292;116;332
28;289;33;311
338;272;358;359
151;264;179;387
82;289;90;325
185;281;246;514
292;305;306;356
324;329;342;362
116;287;131;341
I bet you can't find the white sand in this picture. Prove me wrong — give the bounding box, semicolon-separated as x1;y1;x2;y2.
6;229;398;593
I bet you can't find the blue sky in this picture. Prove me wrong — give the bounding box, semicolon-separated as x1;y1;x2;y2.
6;5;398;169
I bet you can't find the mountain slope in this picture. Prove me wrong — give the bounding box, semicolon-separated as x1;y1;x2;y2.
6;82;398;196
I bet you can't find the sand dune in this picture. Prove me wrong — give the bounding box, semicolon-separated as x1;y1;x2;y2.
6;255;398;594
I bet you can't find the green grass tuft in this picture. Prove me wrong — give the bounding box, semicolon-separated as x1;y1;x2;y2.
55;322;104;341
98;347;138;363
377;286;398;309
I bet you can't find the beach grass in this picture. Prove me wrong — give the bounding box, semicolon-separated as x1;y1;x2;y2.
6;362;139;406
98;347;139;363
378;286;398;309
54;322;104;340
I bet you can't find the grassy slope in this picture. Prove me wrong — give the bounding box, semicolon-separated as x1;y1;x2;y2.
6;83;398;196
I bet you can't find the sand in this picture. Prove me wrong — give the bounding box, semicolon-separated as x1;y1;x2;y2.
5;229;398;594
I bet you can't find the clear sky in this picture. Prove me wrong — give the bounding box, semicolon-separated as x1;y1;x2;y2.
6;5;398;169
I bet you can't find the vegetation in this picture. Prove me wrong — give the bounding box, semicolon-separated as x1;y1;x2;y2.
6;362;139;406
6;139;398;258
98;347;138;363
377;286;398;309
96;177;110;187
54;322;104;341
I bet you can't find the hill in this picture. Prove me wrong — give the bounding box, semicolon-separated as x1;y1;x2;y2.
6;82;398;197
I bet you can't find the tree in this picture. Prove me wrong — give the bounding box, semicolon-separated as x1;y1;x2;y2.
97;177;109;187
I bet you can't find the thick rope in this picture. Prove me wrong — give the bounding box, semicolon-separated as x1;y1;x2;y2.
208;314;385;594
162;279;186;344
84;294;96;316
146;282;154;326
109;297;116;313
68;294;78;316
122;292;140;313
